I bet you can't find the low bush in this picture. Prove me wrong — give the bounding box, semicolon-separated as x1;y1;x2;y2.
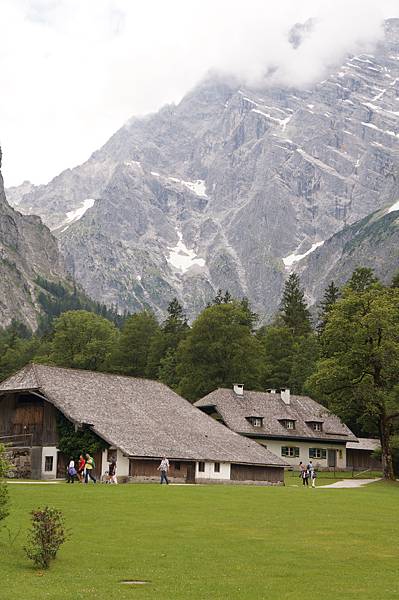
24;506;67;569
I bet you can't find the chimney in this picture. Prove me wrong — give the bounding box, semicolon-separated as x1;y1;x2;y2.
280;388;291;405
233;383;244;396
266;388;276;394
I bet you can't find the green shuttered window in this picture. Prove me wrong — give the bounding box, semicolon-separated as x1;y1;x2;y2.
281;447;299;458
309;448;327;459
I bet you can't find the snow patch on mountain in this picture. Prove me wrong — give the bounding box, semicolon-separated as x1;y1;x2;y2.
167;230;206;273
66;199;95;224
57;199;95;232
283;241;325;268
387;199;399;213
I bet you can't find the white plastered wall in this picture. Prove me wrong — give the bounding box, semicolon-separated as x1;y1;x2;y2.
101;448;130;477
257;439;347;469
195;461;231;480
41;446;58;480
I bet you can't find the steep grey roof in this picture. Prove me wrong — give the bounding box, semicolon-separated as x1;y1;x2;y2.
195;388;357;443
347;438;381;451
0;364;287;466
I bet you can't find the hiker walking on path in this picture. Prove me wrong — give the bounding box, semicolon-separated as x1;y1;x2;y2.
67;458;77;483
158;456;170;484
311;469;317;488
84;453;97;484
77;454;86;482
299;461;309;486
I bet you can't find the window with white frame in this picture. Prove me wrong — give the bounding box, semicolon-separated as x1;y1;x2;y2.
247;416;263;427
214;462;220;473
283;420;295;430
281;446;299;458
309;448;327;459
44;456;53;472
312;422;323;431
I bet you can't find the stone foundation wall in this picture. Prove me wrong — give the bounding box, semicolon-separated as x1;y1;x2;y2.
6;447;32;479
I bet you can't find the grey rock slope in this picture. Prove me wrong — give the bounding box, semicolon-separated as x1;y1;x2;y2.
9;19;399;320
0;149;66;329
297;198;399;304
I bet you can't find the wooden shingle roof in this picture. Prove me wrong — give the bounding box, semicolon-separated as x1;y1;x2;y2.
346;438;380;451
0;364;287;467
195;388;357;443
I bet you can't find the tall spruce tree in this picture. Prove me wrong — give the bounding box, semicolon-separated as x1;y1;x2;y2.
258;324;294;390
317;281;340;334
111;311;159;377
146;298;189;380
280;273;312;336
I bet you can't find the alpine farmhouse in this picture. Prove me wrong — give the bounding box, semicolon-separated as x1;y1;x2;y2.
195;385;358;469
0;364;287;484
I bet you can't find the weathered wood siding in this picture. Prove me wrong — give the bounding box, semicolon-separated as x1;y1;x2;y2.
346;449;381;470
0;392;58;446
230;464;284;483
129;459;192;482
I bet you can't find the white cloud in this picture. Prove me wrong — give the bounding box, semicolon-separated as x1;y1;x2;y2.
0;0;397;186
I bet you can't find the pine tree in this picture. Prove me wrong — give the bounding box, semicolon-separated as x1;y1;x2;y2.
146;299;189;379
280;273;312;336
317;281;340;333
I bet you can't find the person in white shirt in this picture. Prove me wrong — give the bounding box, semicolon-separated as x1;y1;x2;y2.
157;457;170;484
67;458;77;483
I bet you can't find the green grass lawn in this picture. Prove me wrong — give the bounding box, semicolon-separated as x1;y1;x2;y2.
1;481;398;600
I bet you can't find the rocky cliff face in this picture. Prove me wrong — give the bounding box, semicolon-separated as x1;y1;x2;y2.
9;19;399;320
297;198;399;303
0;149;66;329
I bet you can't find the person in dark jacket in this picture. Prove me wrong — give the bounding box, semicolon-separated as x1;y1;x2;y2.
108;459;117;484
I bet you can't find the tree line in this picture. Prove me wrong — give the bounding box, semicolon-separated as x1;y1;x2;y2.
0;268;398;478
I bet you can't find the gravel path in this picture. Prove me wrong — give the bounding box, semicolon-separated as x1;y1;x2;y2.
320;478;381;488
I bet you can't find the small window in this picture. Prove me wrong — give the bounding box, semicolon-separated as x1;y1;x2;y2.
174;462;181;471
198;461;205;472
107;448;117;462
246;417;263;427
44;456;53;472
214;462;220;473
312;422;322;431
281;447;299;458
282;420;295;430
309;448;327;459
338;449;343;459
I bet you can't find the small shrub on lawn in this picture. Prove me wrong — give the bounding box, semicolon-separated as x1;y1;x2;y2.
24;507;67;569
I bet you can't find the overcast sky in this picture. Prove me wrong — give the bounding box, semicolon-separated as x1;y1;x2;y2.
0;0;398;187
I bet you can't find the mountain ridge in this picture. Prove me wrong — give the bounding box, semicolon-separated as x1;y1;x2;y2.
7;18;399;320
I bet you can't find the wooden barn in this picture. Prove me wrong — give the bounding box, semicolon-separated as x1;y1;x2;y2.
346;438;382;470
0;364;287;484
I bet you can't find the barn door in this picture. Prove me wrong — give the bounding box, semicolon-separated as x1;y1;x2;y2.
186;462;196;483
327;449;336;467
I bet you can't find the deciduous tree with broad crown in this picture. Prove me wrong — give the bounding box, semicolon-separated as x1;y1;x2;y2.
307;274;399;480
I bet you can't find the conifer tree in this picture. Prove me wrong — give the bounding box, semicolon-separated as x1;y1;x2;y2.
317;281;340;334
146;299;189;379
280;273;312;336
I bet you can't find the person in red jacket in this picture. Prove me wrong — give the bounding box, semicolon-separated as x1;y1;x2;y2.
77;454;86;483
